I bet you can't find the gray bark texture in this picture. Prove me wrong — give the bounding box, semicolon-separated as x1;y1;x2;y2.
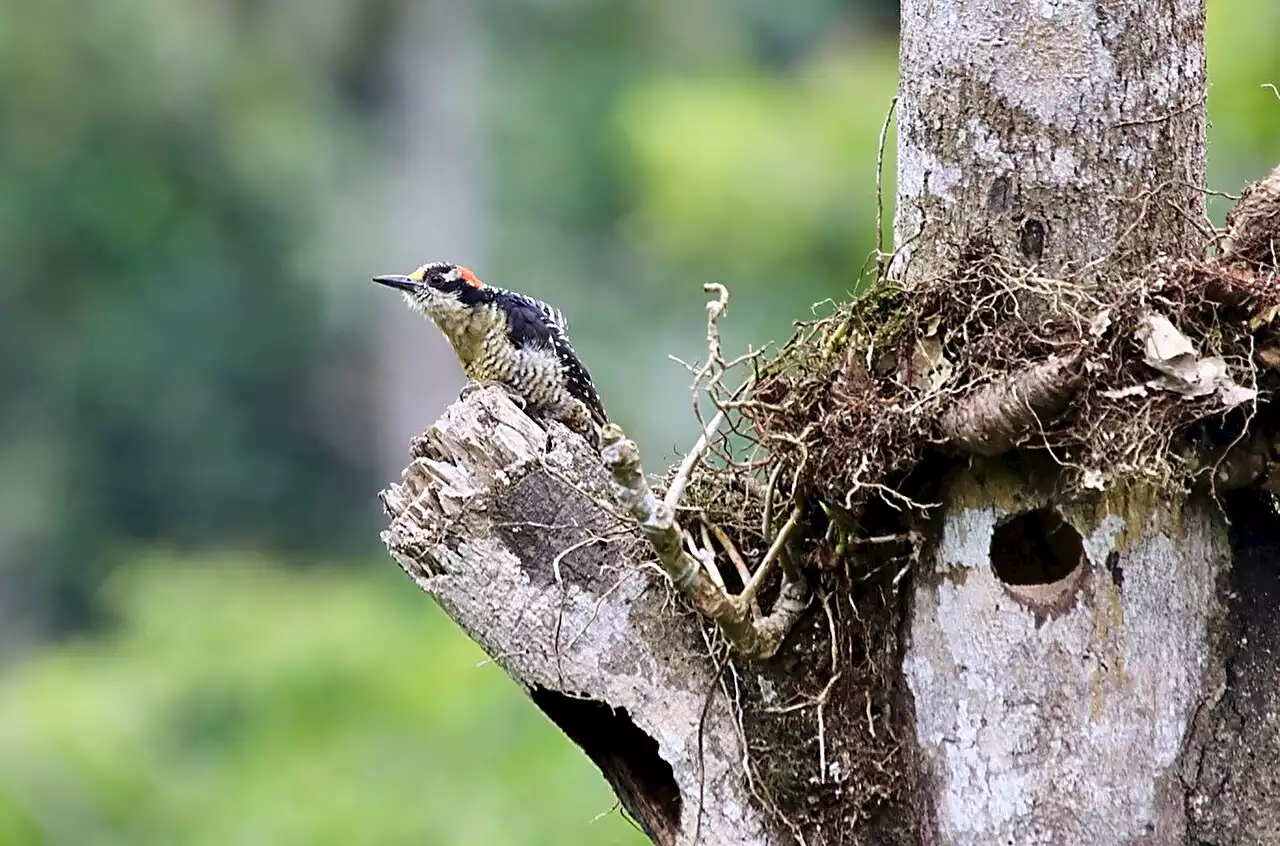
380;0;1280;843
904;466;1228;844
894;0;1206;282
380;392;779;845
895;1;1279;845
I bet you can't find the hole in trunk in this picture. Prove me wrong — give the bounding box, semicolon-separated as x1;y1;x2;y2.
990;508;1085;616
1019;217;1046;261
530;687;681;844
990;508;1083;586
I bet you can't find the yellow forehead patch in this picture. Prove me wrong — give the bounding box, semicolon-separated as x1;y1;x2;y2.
409;265;429;282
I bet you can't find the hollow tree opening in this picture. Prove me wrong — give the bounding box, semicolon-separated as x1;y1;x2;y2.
1187;489;1280;842
989;508;1084;588
529;686;682;845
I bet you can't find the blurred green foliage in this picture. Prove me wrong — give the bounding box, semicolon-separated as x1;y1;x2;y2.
618;47;897;293
0;1;378;630
1204;0;1280;222
0;554;647;846
481;0;899;454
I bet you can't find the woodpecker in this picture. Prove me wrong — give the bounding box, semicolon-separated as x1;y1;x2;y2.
373;261;608;440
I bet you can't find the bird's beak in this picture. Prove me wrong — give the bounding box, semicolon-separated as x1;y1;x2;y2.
372;274;419;292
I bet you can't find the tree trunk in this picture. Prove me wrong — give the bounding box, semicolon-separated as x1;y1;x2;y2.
380;1;1280;843
892;2;1246;845
894;0;1206;282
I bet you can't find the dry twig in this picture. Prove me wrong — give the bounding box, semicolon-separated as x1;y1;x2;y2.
603;425;809;659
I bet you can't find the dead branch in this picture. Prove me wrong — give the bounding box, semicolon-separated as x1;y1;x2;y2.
938;353;1086;456
1223;163;1280;269
379;387;781;845
602;425;809;660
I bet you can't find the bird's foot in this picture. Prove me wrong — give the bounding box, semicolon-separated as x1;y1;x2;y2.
554;401;603;450
458;380;527;411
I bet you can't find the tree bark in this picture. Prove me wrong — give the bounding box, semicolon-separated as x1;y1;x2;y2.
894;0;1206;283
380;392;780;845
903;464;1229;844
380;1;1280;844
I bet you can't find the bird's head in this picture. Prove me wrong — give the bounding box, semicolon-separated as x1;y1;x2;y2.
372;261;487;320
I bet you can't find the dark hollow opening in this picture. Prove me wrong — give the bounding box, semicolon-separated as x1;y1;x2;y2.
1019;217;1047;261
530;687;681;844
1186;489;1280;841
1221;489;1280;649
989;508;1083;586
1223;488;1280;551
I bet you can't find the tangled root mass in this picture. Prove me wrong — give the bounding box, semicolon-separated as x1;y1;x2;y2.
658;168;1280;841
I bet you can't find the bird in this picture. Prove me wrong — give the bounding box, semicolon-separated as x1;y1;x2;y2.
373;261;608;442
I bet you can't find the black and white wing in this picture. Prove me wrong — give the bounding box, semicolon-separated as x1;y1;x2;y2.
498;289;607;425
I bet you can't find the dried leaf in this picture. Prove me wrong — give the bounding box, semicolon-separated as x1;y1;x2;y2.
1089;309;1113;338
1135;314;1256;407
1081;469;1108;491
1250;303;1280;331
1217;382;1258;407
1138;314;1196;363
1100;385;1149;400
908;337;952;393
